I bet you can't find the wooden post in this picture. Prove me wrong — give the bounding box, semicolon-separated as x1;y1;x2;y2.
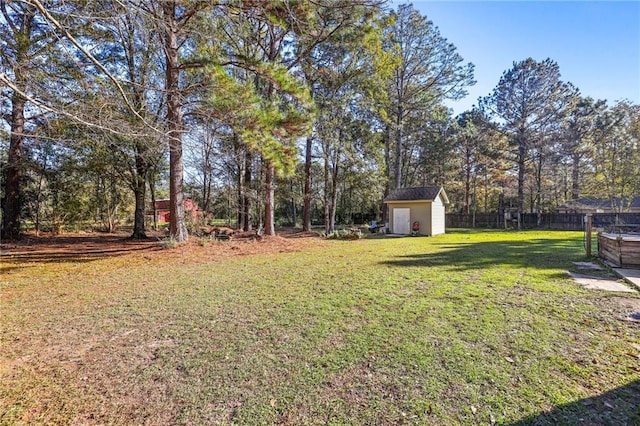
585;214;592;257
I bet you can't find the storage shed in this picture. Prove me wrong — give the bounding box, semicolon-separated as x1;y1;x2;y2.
384;186;449;236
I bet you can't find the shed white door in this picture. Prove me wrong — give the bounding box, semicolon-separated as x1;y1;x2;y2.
393;208;411;234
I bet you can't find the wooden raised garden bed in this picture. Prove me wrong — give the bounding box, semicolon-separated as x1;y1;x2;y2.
598;233;640;268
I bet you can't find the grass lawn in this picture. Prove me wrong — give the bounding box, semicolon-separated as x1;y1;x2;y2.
1;230;639;425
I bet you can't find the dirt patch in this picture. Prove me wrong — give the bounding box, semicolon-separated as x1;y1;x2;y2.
591;296;640;324
612;297;640;323
0;228;326;268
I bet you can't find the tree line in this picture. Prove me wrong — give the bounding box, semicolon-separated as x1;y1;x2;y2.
1;1;638;241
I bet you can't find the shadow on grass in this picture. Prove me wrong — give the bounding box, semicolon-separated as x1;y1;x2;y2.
380;237;583;272
511;379;640;425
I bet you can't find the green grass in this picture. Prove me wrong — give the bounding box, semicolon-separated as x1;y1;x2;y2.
1;230;639;425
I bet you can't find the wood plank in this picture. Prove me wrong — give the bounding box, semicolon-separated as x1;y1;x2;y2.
599;233;640;267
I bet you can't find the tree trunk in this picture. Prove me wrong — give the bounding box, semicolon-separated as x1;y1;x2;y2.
302;135;312;231
149;176;158;231
108;178;119;233
131;146;148;239
1;9;34;240
382;123;392;224
2;92;25;240
517;137;526;230
290;179;297;227
256;163;264;230
243;151;252;231
464;148;471;215
347;186;353;225
264;159;275;235
261;37;279;236
529;186;535;214
124;12;151;240
394;105;403;189
323;149;330;233
535;153;543;224
34;172;45;236
483;173;489;213
131;175;148;239
237;151;244;229
203;156;212;215
329;153;340;231
571;152;580;200
163;4;188;242
471;175;477;223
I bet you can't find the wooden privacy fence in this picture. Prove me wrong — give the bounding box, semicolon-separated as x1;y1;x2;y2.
446;213;640;231
446;213;504;229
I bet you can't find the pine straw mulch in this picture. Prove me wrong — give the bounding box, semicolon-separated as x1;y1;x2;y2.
0;228;327;269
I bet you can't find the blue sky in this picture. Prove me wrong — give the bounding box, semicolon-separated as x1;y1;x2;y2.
390;1;640;115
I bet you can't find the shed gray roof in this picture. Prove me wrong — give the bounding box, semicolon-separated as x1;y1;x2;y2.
384;186;447;203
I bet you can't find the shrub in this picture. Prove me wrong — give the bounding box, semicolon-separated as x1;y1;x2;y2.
159;235;180;249
324;228;364;240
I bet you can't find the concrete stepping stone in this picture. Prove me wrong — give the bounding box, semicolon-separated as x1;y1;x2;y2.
572;261;603;271
612;268;640;291
567;271;637;293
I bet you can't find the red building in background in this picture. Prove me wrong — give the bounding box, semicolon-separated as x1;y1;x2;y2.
150;198;200;223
